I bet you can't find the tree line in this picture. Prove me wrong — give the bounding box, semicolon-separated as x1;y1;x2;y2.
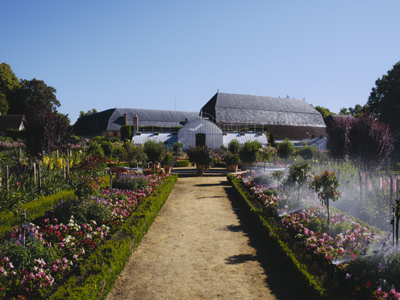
0;62;70;156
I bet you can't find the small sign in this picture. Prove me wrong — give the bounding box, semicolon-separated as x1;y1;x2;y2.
22;223;29;229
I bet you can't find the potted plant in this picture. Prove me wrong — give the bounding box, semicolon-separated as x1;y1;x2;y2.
162;152;175;174
239;140;262;171
229;153;241;172
187;146;214;176
143;140;165;172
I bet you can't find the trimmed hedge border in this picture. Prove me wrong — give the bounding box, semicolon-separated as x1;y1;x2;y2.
0;190;75;238
227;174;328;299
48;174;178;299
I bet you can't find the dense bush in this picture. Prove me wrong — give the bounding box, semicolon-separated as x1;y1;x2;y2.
187;146;214;167
327;114;394;169
174;160;190;167
228;139;240;154
113;174;149;191
239;140;262;164
143;140;165;165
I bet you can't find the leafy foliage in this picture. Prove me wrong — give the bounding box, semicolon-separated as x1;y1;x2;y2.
239;140;262;164
25;109;71;156
187;146;214;167
172;141;183;154
326;116;353;160
368;61;400;132
143;140;165;163
228;139;240;154
120;125;132;142
313;105;336;118
276;138;294;163
327;114;393;169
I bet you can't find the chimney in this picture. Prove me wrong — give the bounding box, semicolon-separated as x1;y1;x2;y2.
124;113;128;125
185;118;188;123
133;114;139;132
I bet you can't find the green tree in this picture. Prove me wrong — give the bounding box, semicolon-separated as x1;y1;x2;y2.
277;138;294;169
0;63;21;115
239;140;262;164
312;105;336;119
309;170;341;229
339;105;369;117
228;139;240;154
143;140;165;171
284;161;312;202
0;93;9;115
79;108;98;118
339;107;351;116
8;78;61;115
368;61;400;132
349;104;369;117
120;125;132;142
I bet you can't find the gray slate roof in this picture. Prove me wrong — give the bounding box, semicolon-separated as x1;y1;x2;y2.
201;92;326;127
107;108;199;130
73;108;199;135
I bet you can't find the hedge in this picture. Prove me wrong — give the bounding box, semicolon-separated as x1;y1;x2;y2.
0;190;75;238
227;174;327;299
48;174;178;299
174;160;190;167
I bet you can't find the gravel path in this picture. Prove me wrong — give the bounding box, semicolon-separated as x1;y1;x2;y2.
107;176;314;300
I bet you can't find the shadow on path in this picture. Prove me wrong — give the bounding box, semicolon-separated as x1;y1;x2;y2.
221;179;321;300
194;183;222;187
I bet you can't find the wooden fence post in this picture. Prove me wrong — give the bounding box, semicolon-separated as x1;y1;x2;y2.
6;165;9;192
390;176;394;214
33;163;36;185
38;163;42;195
63;159;66;179
67;159;70;181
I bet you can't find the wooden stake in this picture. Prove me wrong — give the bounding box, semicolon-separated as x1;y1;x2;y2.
38;163;42;194
33;163;36;185
6;165;9;192
63;159;66;179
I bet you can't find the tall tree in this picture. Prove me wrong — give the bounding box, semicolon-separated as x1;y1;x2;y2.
11;78;61;114
25;108;70;156
339;104;369;117
0;62;21;115
349;113;393;169
326;114;393;169
326;116;353;159
367;61;400;132
339;107;351;116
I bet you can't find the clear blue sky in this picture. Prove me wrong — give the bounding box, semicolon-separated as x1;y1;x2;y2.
1;0;399;124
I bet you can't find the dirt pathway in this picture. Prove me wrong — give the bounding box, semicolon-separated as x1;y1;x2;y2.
107;176;313;300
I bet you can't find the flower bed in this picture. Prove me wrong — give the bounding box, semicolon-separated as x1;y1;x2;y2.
0;170;176;299
229;173;400;300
